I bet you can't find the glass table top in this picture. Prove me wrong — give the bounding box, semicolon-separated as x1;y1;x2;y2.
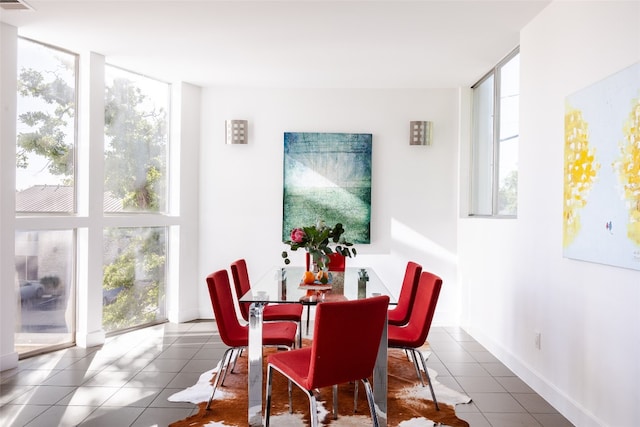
240;266;397;305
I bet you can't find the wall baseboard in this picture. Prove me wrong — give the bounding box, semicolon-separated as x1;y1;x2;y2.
0;351;19;372
168;308;201;324
76;329;106;349
462;324;606;427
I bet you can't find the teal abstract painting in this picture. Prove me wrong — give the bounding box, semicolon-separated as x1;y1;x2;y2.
283;132;372;244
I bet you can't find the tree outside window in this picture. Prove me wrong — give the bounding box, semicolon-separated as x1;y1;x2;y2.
15;38;169;336
104;66;169;213
16;38;77;213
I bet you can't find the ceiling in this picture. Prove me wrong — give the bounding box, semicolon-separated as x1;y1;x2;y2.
0;0;550;88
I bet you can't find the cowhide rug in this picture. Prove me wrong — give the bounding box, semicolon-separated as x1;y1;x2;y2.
169;345;471;426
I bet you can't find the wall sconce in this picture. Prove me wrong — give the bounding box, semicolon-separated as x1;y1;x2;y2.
225;120;248;144
409;121;432;146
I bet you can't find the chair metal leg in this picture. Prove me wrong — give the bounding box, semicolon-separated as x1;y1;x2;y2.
332;384;338;419
353;381;359;413
305;304;311;335
206;347;234;410
404;348;412;361
305;389;319;427
361;378;380;427
288;379;293;413
221;347;243;386
220;354;231;386
409;349;425;386
415;348;439;410
265;365;274;427
228;348;241;375
297;320;302;348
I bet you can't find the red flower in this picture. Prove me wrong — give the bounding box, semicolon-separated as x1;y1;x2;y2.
290;228;306;243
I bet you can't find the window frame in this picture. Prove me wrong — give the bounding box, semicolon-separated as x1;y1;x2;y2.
469;47;520;218
11;37;176;358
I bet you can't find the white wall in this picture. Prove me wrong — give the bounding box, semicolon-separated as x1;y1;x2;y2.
198;88;461;324
167;82;202;323
0;22;19;372
459;2;640;427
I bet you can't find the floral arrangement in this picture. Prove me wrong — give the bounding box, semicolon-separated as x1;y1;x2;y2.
282;220;356;270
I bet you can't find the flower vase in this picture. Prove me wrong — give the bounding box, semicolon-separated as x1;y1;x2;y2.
310;260;319;274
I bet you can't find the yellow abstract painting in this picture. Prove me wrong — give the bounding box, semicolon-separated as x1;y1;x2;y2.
563;62;640;271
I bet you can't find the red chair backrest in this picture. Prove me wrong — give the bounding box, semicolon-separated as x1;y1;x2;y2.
389;261;422;325
230;259;251;321
327;253;346;271
400;271;442;348
306;295;390;390
305;252;346;272
206;269;248;348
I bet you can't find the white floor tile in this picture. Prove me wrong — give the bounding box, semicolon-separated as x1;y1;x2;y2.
77;406;144;426
0;404;49;426
0;322;575;427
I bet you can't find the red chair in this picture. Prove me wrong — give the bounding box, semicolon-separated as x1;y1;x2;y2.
305;252;346;272
231;259;303;348
205;269;297;410
387;261;422;326
388;271;442;410
302;252;346;334
265;295;390;426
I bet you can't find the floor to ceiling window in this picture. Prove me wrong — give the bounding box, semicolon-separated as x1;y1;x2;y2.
14;38;78;356
102;66;170;333
12;37;175;357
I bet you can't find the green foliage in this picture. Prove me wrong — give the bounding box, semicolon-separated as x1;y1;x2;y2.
102;280;162;332
103;251;135;290
17;64;167;212
16;66;75;182
102;229;166;332
16;56;169;332
498;170;518;215
104;77;167;211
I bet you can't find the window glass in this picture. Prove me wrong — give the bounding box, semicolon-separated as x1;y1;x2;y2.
102;227;167;332
471;75;495;215
15;230;75;356
16;39;77;213
470;48;519;217
104;66;170;213
497;54;519;215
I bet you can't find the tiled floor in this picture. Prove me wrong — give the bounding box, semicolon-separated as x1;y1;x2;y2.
0;321;575;427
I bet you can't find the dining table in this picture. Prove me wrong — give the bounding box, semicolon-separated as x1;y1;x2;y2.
239;266;397;426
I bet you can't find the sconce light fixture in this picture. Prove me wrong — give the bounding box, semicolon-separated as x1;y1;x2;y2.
409;121;432;146
225;120;248;144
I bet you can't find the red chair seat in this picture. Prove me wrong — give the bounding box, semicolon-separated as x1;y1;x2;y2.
263;304;303;322
388;325;423;348
268;347;313;387
262;322;298;346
